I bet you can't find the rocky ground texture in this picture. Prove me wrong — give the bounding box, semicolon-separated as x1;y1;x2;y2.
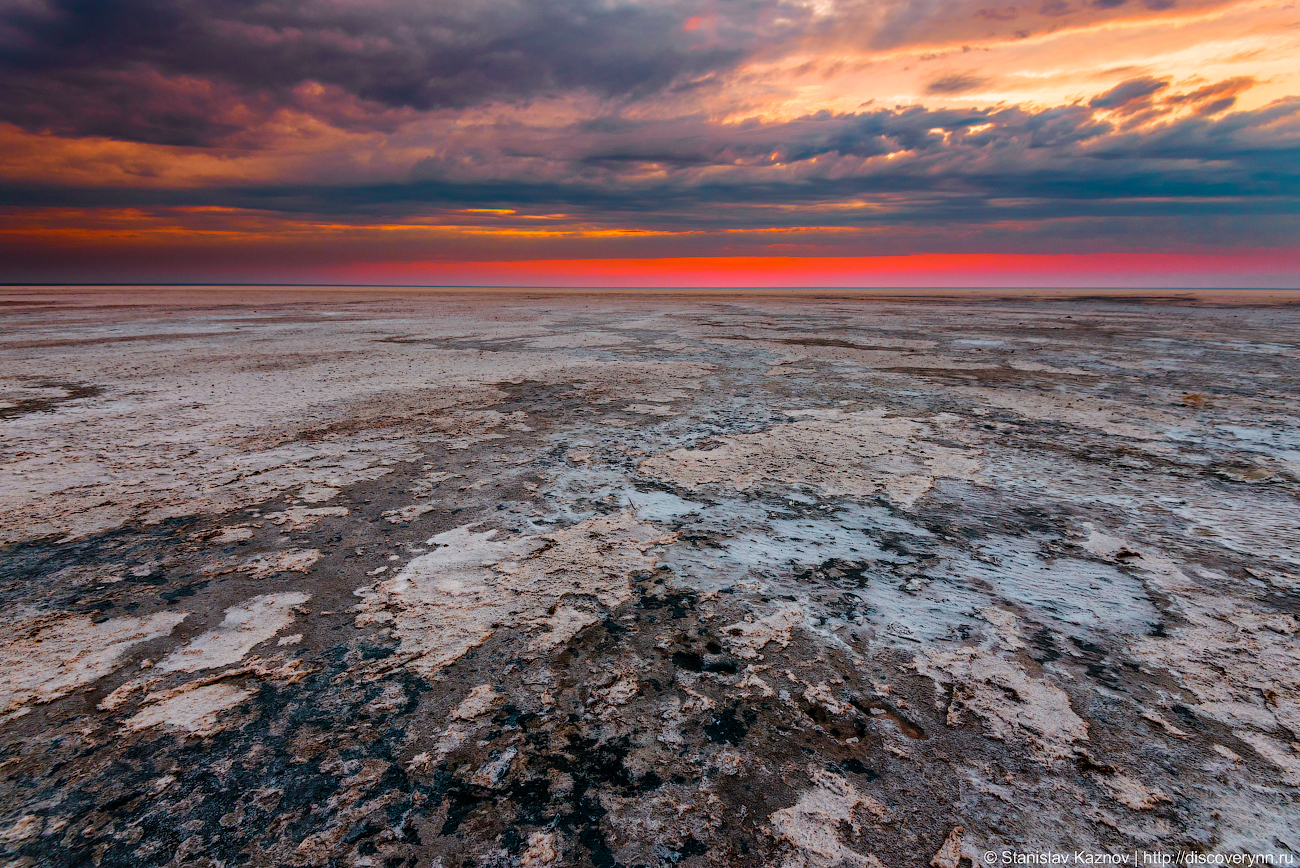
1;288;1298;867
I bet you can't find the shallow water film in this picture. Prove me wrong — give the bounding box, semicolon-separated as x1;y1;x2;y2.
2;289;1299;867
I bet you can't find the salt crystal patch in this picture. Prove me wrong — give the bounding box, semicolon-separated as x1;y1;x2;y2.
639;408;981;509
520;831;560;866
298;485;340;503
451;684;502;720
769;768;889;868
157;592;310;673
265;507;347;532
125;683;252;736
722;604;802;660
0;611;187;715
355;512;669;676
914;646;1088;758
930;827;965;868
239;548;320;578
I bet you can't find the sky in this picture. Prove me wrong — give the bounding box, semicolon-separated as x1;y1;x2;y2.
0;0;1297;286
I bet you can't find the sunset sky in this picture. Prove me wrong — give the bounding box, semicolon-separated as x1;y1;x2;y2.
1;0;1297;286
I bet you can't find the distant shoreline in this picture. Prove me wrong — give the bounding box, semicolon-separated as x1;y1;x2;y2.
2;284;1298;307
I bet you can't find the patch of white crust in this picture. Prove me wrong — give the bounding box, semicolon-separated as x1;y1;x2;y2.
0;814;43;845
979;607;1026;651
0;431;415;546
528;605;600;653
354;511;671;675
914;646;1088;758
639;408;980;509
722;604;803;660
298;484;340;503
519;831;560;865
124;682;253;736
213;526;254;543
238;548;321;578
930;827;966;868
0;313;709;547
157;592;310;673
1089;530;1300;784
0;611;187;716
769;768;889;868
803;682;850;715
955;387;1175;440
382;503;436;523
1103;774;1171;810
451;684;503;720
266;506;348;531
471;747;517;788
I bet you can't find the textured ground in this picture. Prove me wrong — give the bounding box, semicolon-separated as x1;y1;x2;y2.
1;288;1298;868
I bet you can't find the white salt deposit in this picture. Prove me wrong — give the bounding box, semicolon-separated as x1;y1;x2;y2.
156;592;310;673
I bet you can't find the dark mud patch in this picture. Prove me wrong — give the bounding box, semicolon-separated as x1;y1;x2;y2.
0;381;103;420
0;652;435;868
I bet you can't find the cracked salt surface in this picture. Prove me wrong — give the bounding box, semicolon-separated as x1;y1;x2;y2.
2;289;1300;867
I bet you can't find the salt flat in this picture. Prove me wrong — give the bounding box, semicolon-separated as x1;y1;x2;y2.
1;288;1298;867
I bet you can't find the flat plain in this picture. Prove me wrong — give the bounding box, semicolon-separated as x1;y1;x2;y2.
1;287;1298;867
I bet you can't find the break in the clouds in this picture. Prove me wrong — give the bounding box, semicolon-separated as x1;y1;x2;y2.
0;0;1297;283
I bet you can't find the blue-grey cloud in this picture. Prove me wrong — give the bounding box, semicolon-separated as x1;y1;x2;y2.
1090;76;1169;111
7;84;1295;251
925;73;990;95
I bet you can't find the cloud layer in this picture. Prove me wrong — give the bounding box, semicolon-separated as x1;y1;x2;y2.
0;0;1296;282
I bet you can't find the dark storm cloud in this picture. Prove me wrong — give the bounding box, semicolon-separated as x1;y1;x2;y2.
0;0;766;145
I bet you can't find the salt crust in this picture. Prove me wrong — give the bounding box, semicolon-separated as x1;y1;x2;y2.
0;432;412;545
0;611;187;716
640;408;981;509
722;604;803;660
954;387;1177;440
913;646;1089;758
157;592;311;673
930;827;966;868
238;548;321;578
124;683;253;736
769;767;889;868
1085;527;1300;783
265;506;348;531
0;326;710;546
451;684;502;720
355;511;671;675
519;830;560;865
